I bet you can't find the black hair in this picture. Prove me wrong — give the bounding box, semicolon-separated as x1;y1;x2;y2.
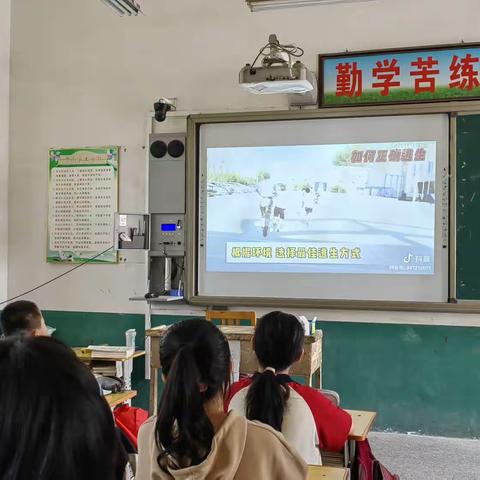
0;300;42;336
246;311;305;431
305;187;311;193
0;336;127;480
155;318;231;470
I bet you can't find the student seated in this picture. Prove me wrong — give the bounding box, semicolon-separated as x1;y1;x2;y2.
0;336;127;479
226;311;352;465
136;318;307;480
0;300;49;337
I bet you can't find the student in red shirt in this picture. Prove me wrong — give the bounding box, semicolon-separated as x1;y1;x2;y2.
225;311;352;466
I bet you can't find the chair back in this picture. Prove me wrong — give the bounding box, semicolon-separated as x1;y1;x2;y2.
319;389;351;468
205;310;256;326
320;389;340;406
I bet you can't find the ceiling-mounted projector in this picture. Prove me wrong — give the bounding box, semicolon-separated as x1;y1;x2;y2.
239;34;317;106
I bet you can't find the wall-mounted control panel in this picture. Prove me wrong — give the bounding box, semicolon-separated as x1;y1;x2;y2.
150;213;185;256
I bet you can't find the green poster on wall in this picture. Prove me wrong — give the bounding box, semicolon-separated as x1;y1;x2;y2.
47;147;119;264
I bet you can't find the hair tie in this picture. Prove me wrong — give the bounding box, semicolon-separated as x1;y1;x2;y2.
264;367;276;374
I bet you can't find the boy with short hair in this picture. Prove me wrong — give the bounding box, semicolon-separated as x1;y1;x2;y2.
0;300;49;337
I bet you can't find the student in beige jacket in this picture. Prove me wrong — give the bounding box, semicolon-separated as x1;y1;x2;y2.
136;319;307;480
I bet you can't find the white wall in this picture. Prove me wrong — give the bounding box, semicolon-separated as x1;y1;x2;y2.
0;0;11;303
8;0;480;315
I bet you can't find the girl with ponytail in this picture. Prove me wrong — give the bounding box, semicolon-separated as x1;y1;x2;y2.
136;318;307;480
226;311;352;466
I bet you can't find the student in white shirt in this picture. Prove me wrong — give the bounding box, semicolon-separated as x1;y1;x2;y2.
226;311;352;466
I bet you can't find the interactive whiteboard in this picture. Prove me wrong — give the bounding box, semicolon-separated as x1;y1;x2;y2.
196;114;449;302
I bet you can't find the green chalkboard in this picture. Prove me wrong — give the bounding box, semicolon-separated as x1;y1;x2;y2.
456;114;480;299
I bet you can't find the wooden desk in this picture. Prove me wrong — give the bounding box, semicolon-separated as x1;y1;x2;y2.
146;325;322;415
105;390;137;409
346;410;377;441
308;465;349;480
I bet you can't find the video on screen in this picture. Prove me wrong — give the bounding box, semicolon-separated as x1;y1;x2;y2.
205;142;436;275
